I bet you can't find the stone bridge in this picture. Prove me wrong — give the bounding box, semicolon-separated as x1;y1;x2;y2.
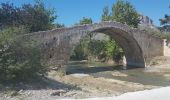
26;22;164;72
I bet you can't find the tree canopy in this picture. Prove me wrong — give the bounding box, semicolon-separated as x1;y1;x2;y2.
101;0;140;28
79;17;93;25
101;6;112;21
160;6;170;25
0;0;57;32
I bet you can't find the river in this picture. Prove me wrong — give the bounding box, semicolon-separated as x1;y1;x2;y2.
66;61;170;86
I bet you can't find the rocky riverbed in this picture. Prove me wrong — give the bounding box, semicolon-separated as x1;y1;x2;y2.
0;70;158;100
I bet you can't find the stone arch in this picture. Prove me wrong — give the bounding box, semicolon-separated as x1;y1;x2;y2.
68;23;145;68
91;27;145;68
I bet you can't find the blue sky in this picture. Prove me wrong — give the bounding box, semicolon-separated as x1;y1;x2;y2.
0;0;170;27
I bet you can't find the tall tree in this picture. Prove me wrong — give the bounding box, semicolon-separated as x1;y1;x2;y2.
112;0;140;28
0;0;57;32
0;3;20;28
20;0;56;32
101;6;111;21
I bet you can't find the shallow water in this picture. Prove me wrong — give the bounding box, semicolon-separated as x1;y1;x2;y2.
67;61;170;86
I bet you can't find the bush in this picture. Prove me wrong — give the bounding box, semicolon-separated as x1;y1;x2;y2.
70;37;123;62
0;27;47;83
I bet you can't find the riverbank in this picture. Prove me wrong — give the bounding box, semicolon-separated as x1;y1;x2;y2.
0;71;158;100
1;56;170;100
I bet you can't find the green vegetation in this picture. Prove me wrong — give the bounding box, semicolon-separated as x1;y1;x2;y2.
101;0;140;60
102;0;140;28
0;27;47;83
0;0;60;32
140;4;170;40
159;4;170;37
159;5;170;26
71;16;123;63
111;0;140;28
0;0;57;83
71;0;139;63
102;6;112;21
79;17;93;25
71;17;93;60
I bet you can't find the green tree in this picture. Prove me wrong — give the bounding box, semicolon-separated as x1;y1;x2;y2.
79;17;93;25
101;6;112;21
0;3;20;28
0;1;57;32
160;6;170;25
111;0;140;28
20;0;56;32
101;5;122;62
54;23;65;28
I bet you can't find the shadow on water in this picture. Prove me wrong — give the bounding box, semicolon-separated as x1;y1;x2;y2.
67;65;125;74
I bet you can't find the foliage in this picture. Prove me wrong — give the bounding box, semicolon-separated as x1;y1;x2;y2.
160;5;170;25
143;27;170;40
72;13;125;62
101;6;112;21
101;4;125;62
99;0;140;62
101;0;140;28
104;40;117;59
70;40;88;60
0;27;47;83
54;23;65;28
88;40;105;56
104;39;123;62
71;17;94;60
0;1;60;83
79;17;93;25
0;1;57;32
160;14;170;25
112;0;140;28
71;37;123;62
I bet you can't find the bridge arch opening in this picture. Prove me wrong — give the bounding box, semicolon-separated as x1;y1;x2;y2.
90;27;145;68
68;26;145;70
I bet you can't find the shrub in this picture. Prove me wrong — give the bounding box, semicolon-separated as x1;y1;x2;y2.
0;27;47;83
70;37;123;62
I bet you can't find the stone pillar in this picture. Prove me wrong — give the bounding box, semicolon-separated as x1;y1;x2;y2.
126;58;145;69
163;39;170;56
123;56;126;66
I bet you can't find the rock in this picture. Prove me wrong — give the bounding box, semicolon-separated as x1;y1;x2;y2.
164;74;170;77
50;90;67;96
163;74;170;80
139;15;154;27
64;92;77;97
70;73;90;77
112;71;128;77
18;90;23;94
